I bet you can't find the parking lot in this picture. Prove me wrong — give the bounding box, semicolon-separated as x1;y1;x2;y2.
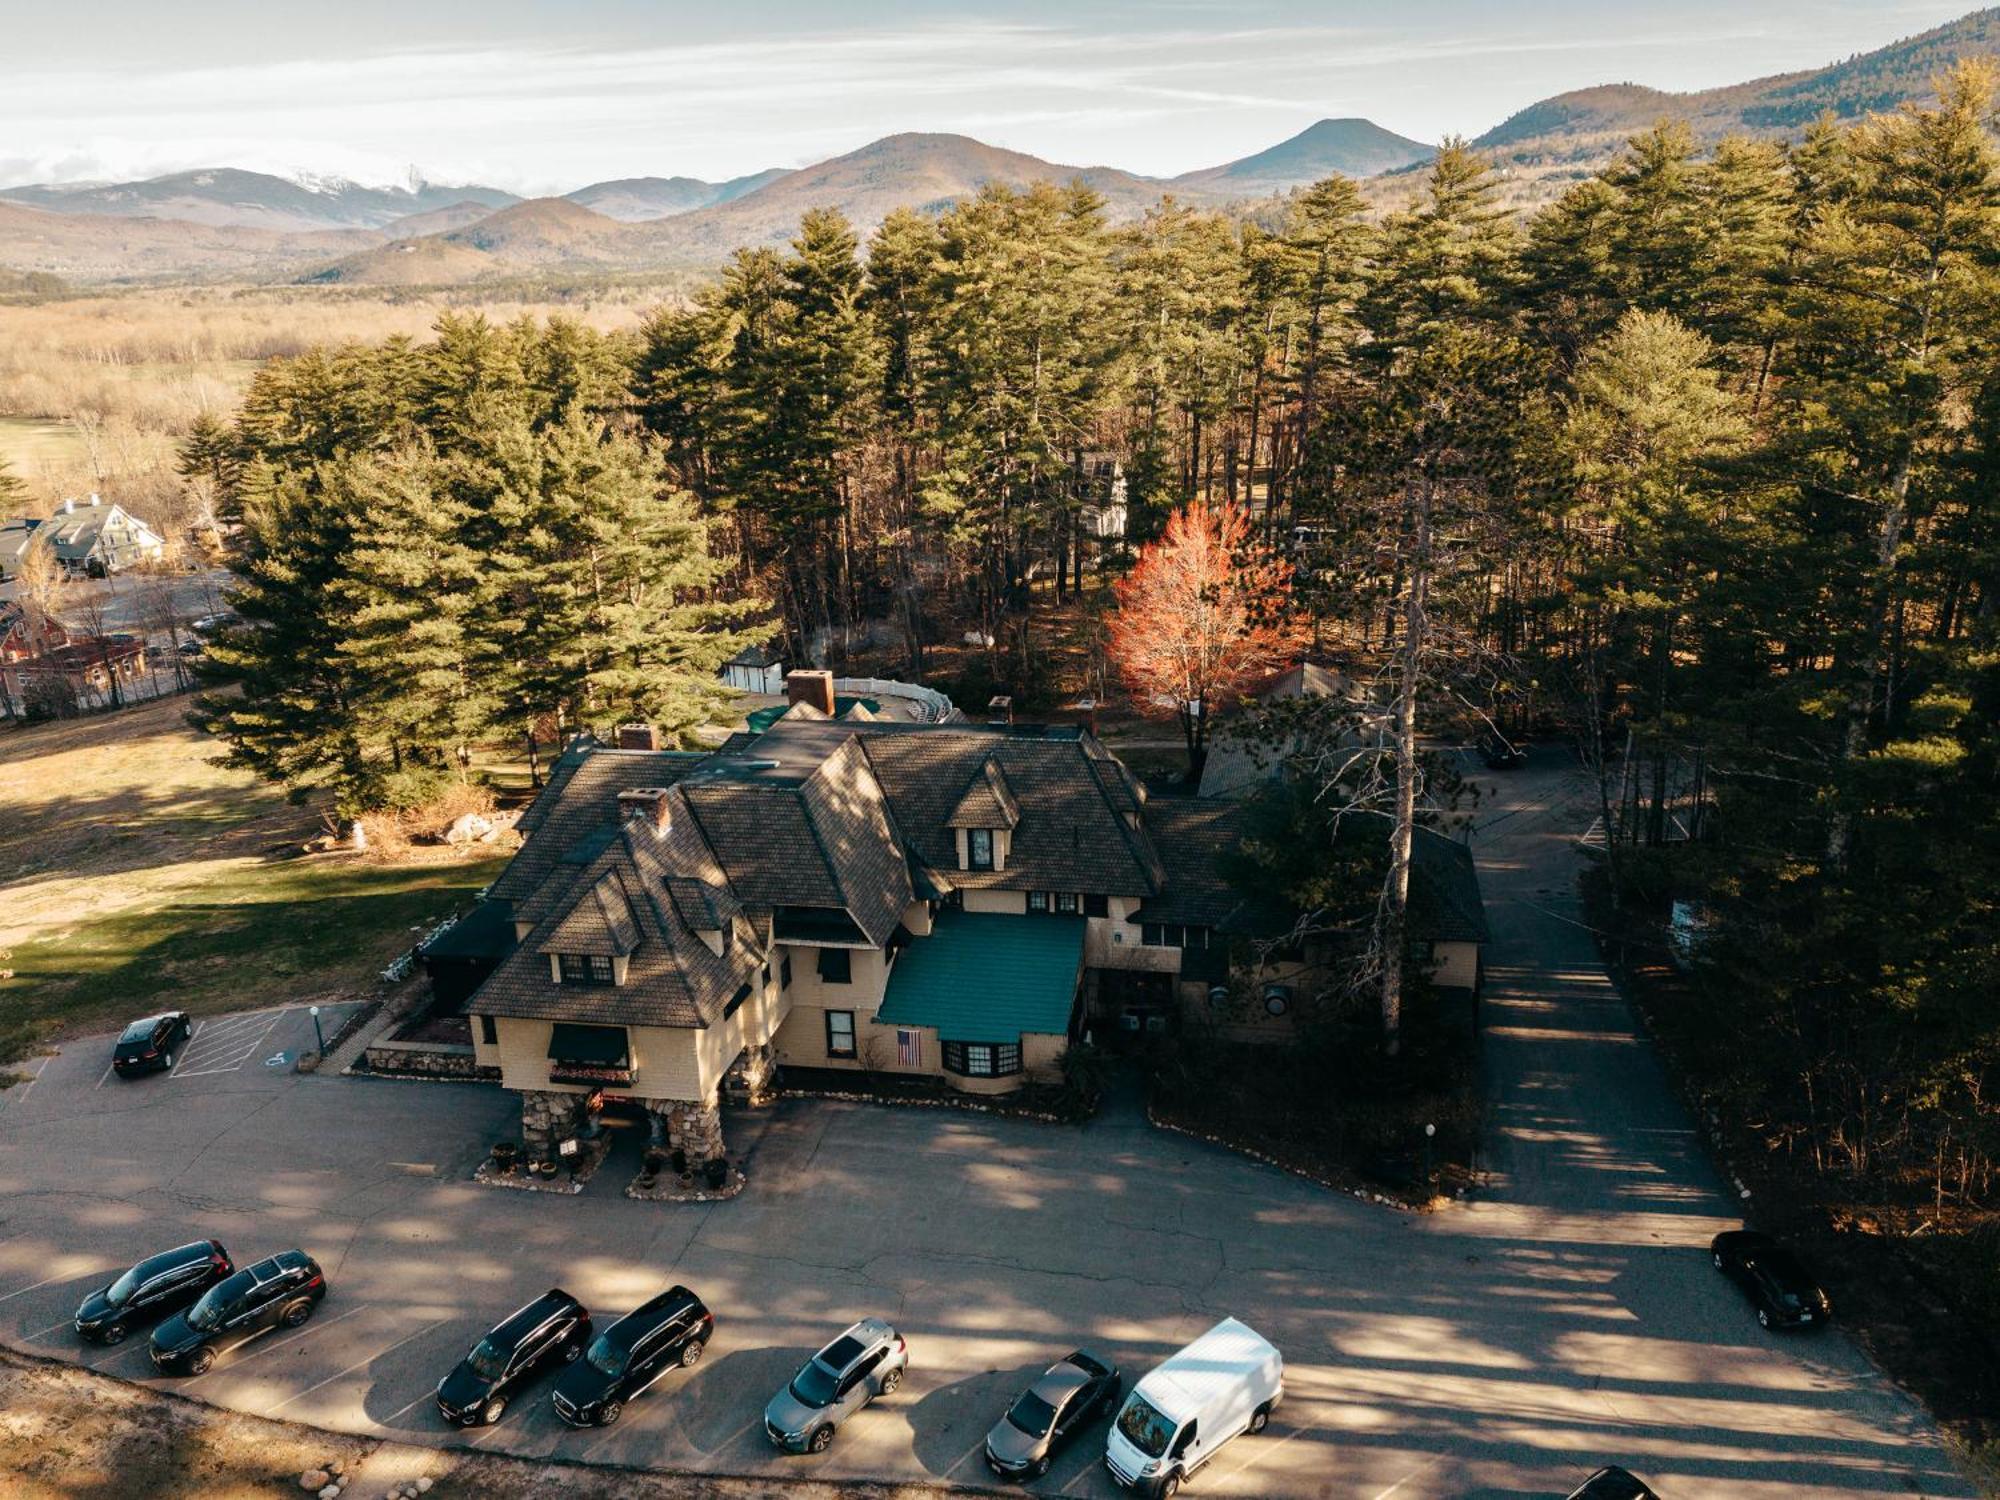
0;758;1977;1499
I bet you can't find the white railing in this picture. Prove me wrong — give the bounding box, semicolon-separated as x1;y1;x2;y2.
834;676;961;723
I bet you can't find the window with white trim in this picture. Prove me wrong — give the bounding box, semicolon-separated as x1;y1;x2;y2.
825;1010;857;1059
941;1040;1022;1077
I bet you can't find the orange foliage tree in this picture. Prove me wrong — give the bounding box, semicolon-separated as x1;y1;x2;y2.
1108;502;1306;775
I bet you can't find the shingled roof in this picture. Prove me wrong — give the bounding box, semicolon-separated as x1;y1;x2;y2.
944;756;1021;829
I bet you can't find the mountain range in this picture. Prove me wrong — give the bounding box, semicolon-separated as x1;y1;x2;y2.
1;7;1995;289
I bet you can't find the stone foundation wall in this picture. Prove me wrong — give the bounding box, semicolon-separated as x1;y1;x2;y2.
638;1093;726;1167
362;1038;494;1080
521;1089;589;1156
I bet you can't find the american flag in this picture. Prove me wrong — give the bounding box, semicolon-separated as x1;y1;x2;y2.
896;1028;922;1067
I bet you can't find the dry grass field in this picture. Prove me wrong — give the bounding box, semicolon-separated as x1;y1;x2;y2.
0;697;506;1068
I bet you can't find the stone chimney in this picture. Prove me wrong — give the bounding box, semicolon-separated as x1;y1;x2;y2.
616;722;659;751
786;669;836;717
617;787;673;837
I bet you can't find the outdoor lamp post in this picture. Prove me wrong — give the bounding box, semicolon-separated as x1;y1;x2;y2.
1423;1122;1436;1190
309;1004;325;1057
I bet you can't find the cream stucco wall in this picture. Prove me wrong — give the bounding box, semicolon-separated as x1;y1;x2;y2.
487;1016;705;1100
963;888;1028;915
1431;941;1480;991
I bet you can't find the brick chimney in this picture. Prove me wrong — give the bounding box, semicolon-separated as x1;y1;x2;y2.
786;669;836;716
616;722;659;751
987;694;1014;725
617;787;674;837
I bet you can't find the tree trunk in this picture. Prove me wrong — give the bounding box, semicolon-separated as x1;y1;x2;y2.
1378;479;1430;1057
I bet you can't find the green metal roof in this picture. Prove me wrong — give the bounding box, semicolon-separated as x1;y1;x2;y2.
877;910;1084;1043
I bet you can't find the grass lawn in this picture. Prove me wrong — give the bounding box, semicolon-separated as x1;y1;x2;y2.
0;697;507;1068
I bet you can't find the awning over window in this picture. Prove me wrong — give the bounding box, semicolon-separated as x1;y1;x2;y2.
547;1023;630;1066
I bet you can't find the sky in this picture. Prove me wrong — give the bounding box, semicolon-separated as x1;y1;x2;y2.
0;0;1980;194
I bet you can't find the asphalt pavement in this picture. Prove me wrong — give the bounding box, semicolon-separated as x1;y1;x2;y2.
0;752;1976;1499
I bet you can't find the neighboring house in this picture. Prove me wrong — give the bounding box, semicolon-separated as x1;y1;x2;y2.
0;517;44;582
720;642;786;694
432;669;1488;1169
0;608;148;706
0;600;66;663
41;496;165;577
1197;661;1359;800
1073;447;1128;539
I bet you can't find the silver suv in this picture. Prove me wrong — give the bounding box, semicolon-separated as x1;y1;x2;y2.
763;1318;908;1453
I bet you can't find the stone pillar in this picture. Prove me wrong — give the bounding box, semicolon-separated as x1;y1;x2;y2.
670;1095;726;1168
521;1089;585;1159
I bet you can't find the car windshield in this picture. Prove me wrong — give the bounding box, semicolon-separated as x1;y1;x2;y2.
789;1359;840;1408
1116;1394;1177;1459
1006;1390;1058;1438
186;1277;247;1332
105;1266;145;1307
467;1338;509;1381
585;1333;628;1378
119;1019;157;1043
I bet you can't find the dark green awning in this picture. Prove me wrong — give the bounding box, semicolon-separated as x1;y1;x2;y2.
547;1023;629;1066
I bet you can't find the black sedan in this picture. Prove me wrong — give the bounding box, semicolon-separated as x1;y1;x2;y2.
1711;1229;1831;1330
984;1348;1122;1481
150;1250;325;1374
436;1288;591;1426
75;1240;233;1345
112;1012;192;1078
551;1284;711;1427
1566;1468;1660;1500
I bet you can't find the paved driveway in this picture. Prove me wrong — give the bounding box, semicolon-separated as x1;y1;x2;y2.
0;756;1976;1498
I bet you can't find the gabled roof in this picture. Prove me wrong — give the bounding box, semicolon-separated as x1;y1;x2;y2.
945;755;1020;829
539;871;640;957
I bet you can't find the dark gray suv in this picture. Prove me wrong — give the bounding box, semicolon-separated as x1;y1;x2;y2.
763;1318;908;1453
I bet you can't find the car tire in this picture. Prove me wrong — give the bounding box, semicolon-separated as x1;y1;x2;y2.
808;1425;834;1454
162;1052;174;1070
1249;1401;1271;1433
1757;1308;1771;1329
879;1366;902;1396
564;1341;582;1362
599;1399;623;1426
1713;1251;1725;1268
1031;1456;1050;1479
680;1338;706;1368
482;1397;505;1425
280;1299;314;1328
101;1323;127;1346
1160;1475;1180;1498
187;1346;215;1376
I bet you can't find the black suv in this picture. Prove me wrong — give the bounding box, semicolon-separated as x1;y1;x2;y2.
75;1240;233;1345
113;1012;192;1078
436;1288;592;1426
150;1250;326;1374
551;1285;711;1427
1566;1468;1660;1500
1711;1229;1831;1330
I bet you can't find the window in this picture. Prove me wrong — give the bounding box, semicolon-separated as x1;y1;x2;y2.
1085;893;1109;918
781;955;793;989
1055;891;1080;915
818;947;852;984
941;1040;1022;1077
724;982;752;1019
479;1015;497;1046
968;827;994;870
825;1010;857;1059
1027;890;1050;913
558;953;615;984
591;954;614;983
1141;923;1186;948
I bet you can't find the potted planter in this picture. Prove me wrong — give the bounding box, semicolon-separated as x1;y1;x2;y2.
669;1147;688;1176
677;1169;696;1190
703;1158;729;1190
491;1142;520;1173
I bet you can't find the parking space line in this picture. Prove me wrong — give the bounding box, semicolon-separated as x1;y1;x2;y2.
173;1011;288;1079
95;1059;116;1089
11;1056;50;1104
24;1317;77;1342
167;1021;205;1078
263;1320;445;1415
0;1268;101;1306
382;1388;439;1426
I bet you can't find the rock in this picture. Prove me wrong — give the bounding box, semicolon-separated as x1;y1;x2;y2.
319;1486;341;1500
328;1460;345;1476
444;812;494;845
301;1473;330;1493
417;1482;433;1495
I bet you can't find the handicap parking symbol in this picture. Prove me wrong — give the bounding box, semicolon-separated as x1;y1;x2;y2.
265;1051;290;1068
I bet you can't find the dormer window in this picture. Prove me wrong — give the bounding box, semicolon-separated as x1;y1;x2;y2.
559;954;615;985
967;828;994;871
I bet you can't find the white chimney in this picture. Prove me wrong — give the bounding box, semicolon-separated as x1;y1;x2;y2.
60;498;74;514
88;493;101;507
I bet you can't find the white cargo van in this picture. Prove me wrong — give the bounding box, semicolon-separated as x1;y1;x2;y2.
1104;1317;1282;1496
